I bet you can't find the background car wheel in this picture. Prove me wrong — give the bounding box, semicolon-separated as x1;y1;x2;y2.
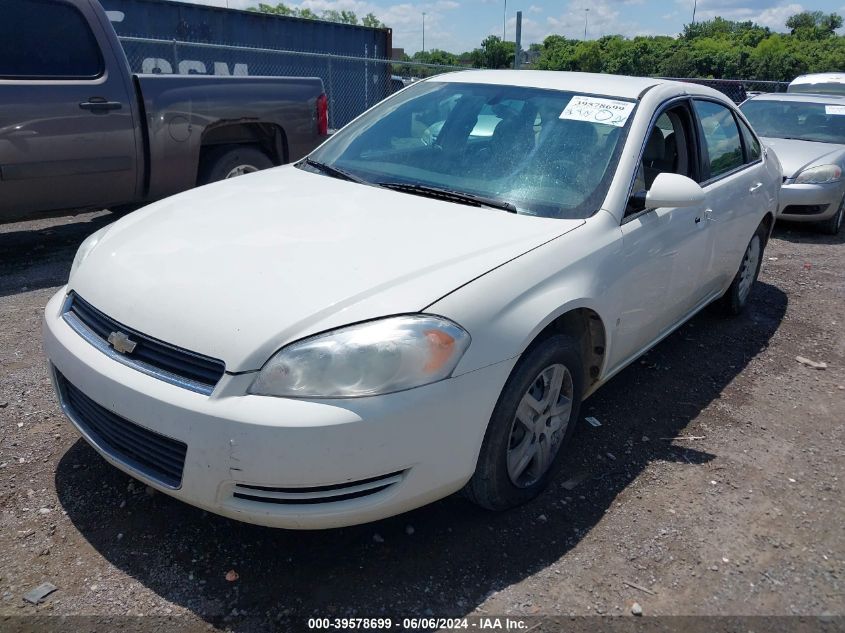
817;195;844;235
199;146;274;185
720;221;768;316
465;334;584;511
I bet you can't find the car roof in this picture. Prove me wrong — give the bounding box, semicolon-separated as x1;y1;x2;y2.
746;92;845;104
790;73;845;85
430;70;726;101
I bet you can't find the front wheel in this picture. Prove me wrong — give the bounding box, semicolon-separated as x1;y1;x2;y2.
465;334;584;511
720;222;767;316
817;195;844;235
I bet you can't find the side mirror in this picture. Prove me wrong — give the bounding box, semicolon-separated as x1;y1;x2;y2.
644;173;705;209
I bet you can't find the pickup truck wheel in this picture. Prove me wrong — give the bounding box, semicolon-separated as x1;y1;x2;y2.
199;146;274;185
720;222;767;316
465;334;584;511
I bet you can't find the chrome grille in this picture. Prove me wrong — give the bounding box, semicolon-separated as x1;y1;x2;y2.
57;372;187;489
232;471;406;506
63;293;225;395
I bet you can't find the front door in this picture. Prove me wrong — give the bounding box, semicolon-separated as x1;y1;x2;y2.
607;102;712;371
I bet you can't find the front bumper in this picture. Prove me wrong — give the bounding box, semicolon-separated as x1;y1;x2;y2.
778;180;843;222
43;288;514;529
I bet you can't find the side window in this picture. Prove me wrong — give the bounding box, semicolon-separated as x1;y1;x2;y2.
0;0;103;79
738;118;762;163
694;100;744;179
629;105;694;208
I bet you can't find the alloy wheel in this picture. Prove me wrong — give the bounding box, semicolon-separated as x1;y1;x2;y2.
225;164;259;179
737;235;761;303
506;363;573;488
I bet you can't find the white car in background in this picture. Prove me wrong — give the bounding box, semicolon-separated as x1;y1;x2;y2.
787;73;845;96
44;71;781;529
742;92;845;234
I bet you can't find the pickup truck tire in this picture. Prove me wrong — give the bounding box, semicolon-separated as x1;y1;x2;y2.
199;146;274;185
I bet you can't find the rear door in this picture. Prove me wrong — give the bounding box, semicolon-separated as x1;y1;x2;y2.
0;0;139;218
692;99;769;293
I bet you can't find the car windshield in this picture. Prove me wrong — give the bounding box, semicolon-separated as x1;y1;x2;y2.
741;99;845;144
303;81;635;219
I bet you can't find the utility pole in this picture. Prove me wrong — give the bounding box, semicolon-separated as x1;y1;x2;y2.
692;0;697;25
584;8;589;40
422;12;426;53
503;0;507;41
514;11;522;69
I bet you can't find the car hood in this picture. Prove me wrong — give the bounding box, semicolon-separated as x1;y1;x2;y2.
761;137;845;179
71;166;584;372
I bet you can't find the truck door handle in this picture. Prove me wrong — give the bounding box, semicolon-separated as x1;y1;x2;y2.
704;209;715;222
749;182;763;193
79;99;122;112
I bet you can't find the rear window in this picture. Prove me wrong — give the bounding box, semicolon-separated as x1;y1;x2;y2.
788;83;845;96
0;0;103;79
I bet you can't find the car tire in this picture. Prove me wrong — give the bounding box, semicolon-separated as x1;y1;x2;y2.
817;195;844;235
465;334;584;511
198;146;274;185
720;221;768;316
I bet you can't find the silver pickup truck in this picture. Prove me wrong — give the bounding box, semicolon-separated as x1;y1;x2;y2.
0;0;328;222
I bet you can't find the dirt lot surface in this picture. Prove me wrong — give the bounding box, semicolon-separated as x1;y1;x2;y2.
0;210;843;631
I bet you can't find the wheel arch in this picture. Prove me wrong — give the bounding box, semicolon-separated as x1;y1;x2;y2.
760;211;775;240
520;304;608;398
199;121;289;169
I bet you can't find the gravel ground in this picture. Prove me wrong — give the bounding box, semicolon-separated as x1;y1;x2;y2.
0;210;843;631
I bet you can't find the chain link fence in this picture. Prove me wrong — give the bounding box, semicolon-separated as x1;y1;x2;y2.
661;78;790;104
117;36;792;128
118;36;464;129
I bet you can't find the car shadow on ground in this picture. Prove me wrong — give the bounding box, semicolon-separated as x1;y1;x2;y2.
0;211;112;298
772;222;845;246
54;280;787;631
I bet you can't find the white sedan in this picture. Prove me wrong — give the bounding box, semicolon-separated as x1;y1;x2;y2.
44;71;781;529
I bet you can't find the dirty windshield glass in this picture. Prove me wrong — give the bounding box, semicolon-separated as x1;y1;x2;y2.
303;82;635;219
741;99;845;144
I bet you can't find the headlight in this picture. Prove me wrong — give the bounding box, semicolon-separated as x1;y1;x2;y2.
249;315;471;398
69;226;109;281
794;164;842;184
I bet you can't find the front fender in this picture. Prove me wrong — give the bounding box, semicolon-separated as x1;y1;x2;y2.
428;212;622;382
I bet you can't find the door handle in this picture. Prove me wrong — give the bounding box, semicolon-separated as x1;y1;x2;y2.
749;182;763;193
79;99;122;112
704;208;715;222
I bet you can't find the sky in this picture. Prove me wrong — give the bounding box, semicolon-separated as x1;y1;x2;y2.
175;0;843;54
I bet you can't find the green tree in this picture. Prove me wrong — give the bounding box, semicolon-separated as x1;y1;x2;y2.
786;11;843;39
321;9;358;25
477;35;515;69
361;13;385;28
251;2;295;15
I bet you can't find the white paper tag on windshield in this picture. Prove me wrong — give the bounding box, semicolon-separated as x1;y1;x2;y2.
825;105;845;115
560;96;636;127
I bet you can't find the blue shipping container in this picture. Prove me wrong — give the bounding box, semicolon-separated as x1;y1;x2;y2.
102;0;394;126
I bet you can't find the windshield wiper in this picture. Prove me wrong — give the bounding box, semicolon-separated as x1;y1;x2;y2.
300;158;370;185
378;182;518;213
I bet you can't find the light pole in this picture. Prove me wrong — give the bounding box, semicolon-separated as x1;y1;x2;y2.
503;0;507;40
691;0;697;25
583;8;589;40
422;12;426;53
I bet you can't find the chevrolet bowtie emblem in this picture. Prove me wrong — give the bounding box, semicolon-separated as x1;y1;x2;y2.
107;331;137;354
